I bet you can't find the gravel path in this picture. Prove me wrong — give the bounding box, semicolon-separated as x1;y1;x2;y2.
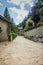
0;36;43;65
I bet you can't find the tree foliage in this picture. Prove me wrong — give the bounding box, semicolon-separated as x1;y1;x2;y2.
24;18;34;31
4;7;11;21
4;7;17;39
38;0;43;9
31;6;40;26
40;7;43;22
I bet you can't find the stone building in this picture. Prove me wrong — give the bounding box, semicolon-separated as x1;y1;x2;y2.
17;27;24;35
0;15;10;42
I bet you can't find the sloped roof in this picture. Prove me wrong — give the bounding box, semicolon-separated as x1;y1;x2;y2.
0;15;10;23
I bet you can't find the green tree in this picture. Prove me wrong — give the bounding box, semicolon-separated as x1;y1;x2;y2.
4;7;17;39
31;6;40;27
38;0;43;22
38;0;43;8
24;18;34;31
40;7;43;22
10;18;17;32
4;7;11;35
4;7;11;21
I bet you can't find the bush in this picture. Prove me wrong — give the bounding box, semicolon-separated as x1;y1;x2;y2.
24;18;34;31
10;31;17;39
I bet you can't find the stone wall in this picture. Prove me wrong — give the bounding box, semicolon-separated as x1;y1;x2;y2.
0;19;8;41
24;26;43;43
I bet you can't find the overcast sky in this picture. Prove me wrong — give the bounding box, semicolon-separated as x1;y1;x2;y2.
0;0;38;24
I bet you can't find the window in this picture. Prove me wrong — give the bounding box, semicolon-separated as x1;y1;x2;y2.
0;27;2;33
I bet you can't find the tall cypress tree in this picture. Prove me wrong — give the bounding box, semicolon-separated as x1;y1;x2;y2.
4;7;11;21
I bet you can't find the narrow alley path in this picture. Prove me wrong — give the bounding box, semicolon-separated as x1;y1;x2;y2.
0;36;43;65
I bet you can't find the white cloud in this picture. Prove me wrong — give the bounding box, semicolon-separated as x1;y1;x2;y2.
7;0;34;24
0;2;3;6
7;0;20;5
9;7;29;17
20;2;25;10
9;7;29;24
7;0;34;8
24;0;34;7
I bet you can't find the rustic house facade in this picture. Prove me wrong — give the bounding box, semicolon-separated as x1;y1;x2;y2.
0;15;10;42
17;27;24;35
